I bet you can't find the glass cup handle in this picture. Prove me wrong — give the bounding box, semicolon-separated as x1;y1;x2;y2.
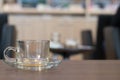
4;46;17;62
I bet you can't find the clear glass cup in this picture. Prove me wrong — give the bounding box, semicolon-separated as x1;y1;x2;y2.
4;40;54;71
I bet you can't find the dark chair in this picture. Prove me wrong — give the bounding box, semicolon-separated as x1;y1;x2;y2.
91;15;114;59
91;6;120;59
0;14;8;42
81;30;93;46
81;30;94;59
104;27;120;59
80;6;120;60
0;14;16;59
103;6;120;59
81;15;115;59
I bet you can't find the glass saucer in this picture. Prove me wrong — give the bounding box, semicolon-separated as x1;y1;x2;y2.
4;58;62;71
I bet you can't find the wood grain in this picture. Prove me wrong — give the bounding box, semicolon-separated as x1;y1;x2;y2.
0;60;120;80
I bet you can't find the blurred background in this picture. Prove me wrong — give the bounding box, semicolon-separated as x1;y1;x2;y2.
0;0;120;60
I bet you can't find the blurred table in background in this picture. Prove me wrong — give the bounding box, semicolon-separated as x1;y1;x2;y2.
50;45;94;59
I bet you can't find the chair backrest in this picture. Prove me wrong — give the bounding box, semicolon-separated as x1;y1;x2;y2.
91;15;114;59
113;28;120;59
81;30;93;46
0;14;8;42
0;14;16;59
0;24;16;59
98;6;120;60
104;27;118;59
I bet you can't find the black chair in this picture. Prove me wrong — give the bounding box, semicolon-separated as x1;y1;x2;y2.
81;30;94;59
91;6;120;59
81;21;114;59
81;30;93;46
0;14;8;42
0;14;16;59
103;6;120;59
90;15;114;59
81;15;116;60
104;27;120;59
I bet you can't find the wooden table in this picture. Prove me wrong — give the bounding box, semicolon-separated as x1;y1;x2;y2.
0;60;120;80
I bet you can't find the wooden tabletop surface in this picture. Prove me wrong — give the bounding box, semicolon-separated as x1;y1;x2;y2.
0;60;120;80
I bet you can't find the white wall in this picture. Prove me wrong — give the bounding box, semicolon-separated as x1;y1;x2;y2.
9;15;97;44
